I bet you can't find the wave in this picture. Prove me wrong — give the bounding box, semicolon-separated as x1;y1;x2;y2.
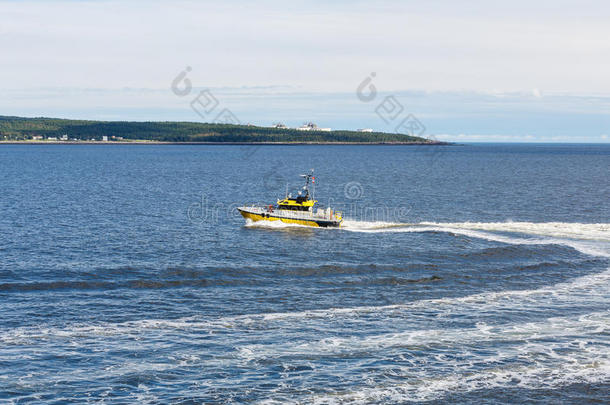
245;218;610;255
253;310;610;403
3;270;608;402
236;310;609;361
342;220;610;258
342;220;609;241
342;220;608;237
421;221;610;241
225;264;610;328
4;220;607;402
244;218;317;230
308;350;610;403
0;278;257;292
3;266;608;345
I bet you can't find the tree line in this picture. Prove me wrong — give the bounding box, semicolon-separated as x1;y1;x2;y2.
0;116;434;143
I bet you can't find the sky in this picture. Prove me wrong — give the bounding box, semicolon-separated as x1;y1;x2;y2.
1;0;609;142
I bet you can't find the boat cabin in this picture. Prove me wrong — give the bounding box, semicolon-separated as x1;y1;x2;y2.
276;170;318;211
276;196;317;211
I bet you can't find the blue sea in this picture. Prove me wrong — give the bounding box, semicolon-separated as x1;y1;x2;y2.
0;143;608;404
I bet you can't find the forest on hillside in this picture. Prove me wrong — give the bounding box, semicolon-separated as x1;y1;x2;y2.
0;116;437;143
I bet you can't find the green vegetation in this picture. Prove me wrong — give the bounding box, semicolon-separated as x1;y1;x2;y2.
0;115;438;143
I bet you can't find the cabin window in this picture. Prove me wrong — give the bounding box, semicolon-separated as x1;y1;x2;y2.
278;205;310;211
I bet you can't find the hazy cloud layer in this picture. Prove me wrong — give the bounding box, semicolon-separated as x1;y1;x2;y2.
2;0;609;141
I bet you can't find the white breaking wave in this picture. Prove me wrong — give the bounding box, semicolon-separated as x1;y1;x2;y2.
3;266;608;345
237;267;610;327
342;220;610;258
4;220;608;403
422;221;610;242
247;218;610;246
307;353;610;404
237;311;609;361
244;218;317;230
342;220;609;241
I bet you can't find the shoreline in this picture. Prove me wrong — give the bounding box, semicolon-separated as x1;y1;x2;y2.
0;140;450;146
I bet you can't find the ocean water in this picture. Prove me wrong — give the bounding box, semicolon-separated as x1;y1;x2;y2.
0;143;608;404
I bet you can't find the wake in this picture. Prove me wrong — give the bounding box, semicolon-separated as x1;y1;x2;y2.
342;220;609;241
245;217;609;242
244;219;610;258
342;220;610;257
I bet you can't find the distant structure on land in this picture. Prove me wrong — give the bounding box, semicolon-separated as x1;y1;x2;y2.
358;128;373;133
296;122;331;132
272;123;288;129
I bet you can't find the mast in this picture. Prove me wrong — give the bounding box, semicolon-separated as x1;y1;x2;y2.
311;169;315;201
300;169;314;199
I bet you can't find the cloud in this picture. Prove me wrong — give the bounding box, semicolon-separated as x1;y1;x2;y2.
2;0;610;141
2;0;610;93
2;87;609;142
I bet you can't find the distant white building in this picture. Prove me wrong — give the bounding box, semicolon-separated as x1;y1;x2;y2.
47;137;57;141
296;122;331;132
358;128;373;133
296;123;313;131
272;123;288;129
102;136;108;141
60;134;68;141
32;135;43;140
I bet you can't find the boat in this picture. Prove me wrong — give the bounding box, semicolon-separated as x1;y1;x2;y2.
237;170;343;228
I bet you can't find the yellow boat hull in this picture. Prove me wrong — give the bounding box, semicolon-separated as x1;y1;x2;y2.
238;208;341;228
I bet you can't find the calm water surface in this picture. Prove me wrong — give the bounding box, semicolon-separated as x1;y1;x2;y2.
0;144;608;403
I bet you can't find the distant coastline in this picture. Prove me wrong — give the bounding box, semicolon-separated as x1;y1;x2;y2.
0;115;449;145
0;140;446;145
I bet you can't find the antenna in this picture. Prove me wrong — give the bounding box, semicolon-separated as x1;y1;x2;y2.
312;169;316;201
298;169;316;199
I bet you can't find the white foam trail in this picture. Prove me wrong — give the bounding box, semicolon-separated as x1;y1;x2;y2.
236;311;609;360
4;266;608;345
309;355;610;403
244;218;317;230
343;220;610;241
232;265;610;324
247;222;610;403
342;220;610;257
0;318;216;345
247;219;610;254
257;325;610;404
341;220;409;231
428;227;608;258
423;221;610;241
